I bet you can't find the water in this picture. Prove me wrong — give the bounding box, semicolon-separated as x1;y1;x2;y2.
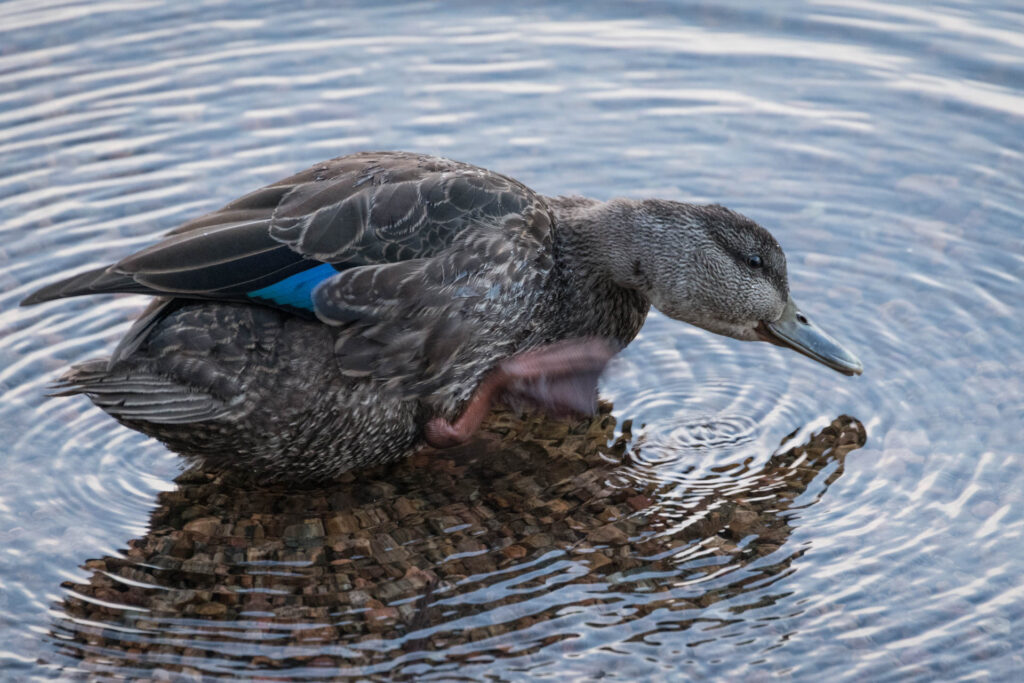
1;0;1022;679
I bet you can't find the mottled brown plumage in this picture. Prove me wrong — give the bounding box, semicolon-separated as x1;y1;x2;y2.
23;152;861;481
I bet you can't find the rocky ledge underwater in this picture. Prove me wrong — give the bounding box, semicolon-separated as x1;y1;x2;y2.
46;405;865;679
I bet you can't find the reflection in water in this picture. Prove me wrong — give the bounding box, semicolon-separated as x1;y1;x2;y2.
2;0;1021;677
46;407;864;679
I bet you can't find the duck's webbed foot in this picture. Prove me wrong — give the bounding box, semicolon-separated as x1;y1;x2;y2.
423;338;616;449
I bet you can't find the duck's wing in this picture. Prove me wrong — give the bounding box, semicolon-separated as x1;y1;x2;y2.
20;151;552;317
23;152;557;393
314;206;553;392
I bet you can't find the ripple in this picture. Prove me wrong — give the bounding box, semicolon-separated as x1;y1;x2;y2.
38;412;865;679
2;0;1023;680
642;413;760;454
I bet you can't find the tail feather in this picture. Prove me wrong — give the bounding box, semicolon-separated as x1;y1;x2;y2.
49;359;109;397
20;266;155;306
50;358;229;424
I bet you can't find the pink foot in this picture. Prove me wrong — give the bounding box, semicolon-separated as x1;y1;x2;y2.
423;338;616;449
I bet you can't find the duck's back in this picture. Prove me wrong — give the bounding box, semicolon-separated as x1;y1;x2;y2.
24;152;554;316
27;152;569;479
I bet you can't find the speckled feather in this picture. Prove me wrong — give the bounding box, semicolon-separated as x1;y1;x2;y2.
28;152;798;482
33;153;557;406
33;153;635;480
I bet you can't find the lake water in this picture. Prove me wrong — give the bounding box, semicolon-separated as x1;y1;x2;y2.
2;0;1023;679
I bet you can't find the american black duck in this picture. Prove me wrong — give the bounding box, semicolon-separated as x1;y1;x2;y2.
22;151;862;481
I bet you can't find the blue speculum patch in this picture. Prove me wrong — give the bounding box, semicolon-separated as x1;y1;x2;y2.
247;262;338;311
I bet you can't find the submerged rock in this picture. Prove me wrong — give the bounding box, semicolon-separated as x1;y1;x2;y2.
46;407;865;678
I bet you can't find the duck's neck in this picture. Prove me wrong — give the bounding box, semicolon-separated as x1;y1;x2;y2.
542;196;652;346
548;196;659;291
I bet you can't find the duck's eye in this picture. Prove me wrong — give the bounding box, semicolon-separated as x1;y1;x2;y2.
746;254;763;269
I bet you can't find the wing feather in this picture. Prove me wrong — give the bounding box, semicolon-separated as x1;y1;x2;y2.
24;152;557;401
313;207;554;394
23;152;550;313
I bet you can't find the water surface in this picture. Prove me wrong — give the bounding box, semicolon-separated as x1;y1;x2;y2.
1;0;1023;679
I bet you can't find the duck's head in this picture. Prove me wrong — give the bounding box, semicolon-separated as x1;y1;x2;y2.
615;199;862;376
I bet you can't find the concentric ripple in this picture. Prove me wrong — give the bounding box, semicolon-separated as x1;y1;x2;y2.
38;409;865;680
2;1;1023;680
648;412;760;452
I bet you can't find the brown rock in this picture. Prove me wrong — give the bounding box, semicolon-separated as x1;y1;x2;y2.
589;552;614;569
502;544;528;559
283;519;325;545
183;516;221;537
588;524;629;545
727;507;762;536
325;513;361;535
393;497;418;519
522;533;555;550
626;495;652;511
194;601;227;617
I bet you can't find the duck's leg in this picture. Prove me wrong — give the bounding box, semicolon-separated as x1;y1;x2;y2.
423;338;615;448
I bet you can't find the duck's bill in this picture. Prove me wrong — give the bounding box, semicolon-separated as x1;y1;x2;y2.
756;296;863;376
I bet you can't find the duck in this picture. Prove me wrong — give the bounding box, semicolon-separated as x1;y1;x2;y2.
21;151;862;482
